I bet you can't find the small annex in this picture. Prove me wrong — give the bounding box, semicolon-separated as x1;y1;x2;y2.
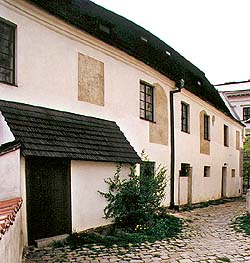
0;99;140;246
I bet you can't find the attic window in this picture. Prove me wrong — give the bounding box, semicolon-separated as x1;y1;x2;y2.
165;50;171;56
99;24;110;34
140;36;148;43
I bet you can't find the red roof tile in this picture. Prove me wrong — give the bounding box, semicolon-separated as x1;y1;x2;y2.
0;197;22;240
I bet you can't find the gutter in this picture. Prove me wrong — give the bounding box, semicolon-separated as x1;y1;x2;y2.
169;79;184;209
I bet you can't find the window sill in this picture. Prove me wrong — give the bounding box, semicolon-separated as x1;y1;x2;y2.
140;117;156;123
0;81;18;87
181;130;190;134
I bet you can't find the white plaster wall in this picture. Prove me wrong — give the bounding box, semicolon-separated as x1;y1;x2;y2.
175;90;243;204
0;112;15;145
71;161;131;231
0;149;21;200
0;0;171;180
0;210;24;263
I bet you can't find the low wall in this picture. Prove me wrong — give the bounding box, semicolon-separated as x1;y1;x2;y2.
0;209;24;263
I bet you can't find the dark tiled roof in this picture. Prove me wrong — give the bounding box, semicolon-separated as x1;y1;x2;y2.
27;0;237;123
0;100;140;163
0;140;21;156
0;197;22;240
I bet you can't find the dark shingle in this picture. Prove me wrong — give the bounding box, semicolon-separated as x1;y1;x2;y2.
0;100;140;163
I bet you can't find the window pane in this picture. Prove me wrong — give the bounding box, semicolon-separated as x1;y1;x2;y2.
140;81;154;121
181;102;189;133
140;109;145;118
204;115;210;140
140;100;145;110
140;84;145;92
0;18;15;85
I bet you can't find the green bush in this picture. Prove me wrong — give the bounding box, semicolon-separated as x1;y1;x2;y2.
99;159;167;229
234;213;250;235
66;213;182;248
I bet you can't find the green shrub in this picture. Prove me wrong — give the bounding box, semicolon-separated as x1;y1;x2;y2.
234;213;250;235
66;213;182;248
99;159;167;229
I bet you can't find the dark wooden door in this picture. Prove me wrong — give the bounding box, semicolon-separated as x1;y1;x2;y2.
26;157;71;245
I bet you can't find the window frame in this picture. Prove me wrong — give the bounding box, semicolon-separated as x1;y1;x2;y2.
140;161;155;177
181;101;190;133
204;114;210;141
243;107;250;121
231;168;236;178
204;166;210;177
140;81;154;122
224;124;229;147
0;17;16;86
180;163;191;177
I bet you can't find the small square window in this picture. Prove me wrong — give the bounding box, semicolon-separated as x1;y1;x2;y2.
180;163;191;177
204;166;210;177
140;81;154;122
181;102;190;133
231;169;236;177
0;17;16;85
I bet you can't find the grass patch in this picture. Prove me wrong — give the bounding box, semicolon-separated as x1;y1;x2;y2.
233;213;250;235
58;213;182;249
217;256;231;262
180;197;242;211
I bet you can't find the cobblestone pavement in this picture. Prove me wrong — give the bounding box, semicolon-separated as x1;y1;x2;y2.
23;199;250;263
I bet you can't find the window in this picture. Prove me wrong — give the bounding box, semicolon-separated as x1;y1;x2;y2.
180;163;191;177
204;114;210;140
231;168;236;177
0;17;16;85
140;161;155;176
181;102;190;133
243;107;250;121
224;125;229;146
204;166;210;177
140;81;154;122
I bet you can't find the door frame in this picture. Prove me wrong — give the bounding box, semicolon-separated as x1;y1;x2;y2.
221;166;227;197
25;156;72;245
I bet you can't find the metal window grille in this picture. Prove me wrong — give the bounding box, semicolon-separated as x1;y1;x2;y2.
204;114;210;140
0;18;16;85
181;102;189;132
140;81;154;122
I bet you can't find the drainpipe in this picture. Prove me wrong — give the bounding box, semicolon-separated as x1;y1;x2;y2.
169;79;184;209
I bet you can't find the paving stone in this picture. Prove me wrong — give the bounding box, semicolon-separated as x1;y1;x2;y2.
23;199;250;263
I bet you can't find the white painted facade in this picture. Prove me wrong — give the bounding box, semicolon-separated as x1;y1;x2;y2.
71;161;130;232
175;90;243;204
0;0;244;254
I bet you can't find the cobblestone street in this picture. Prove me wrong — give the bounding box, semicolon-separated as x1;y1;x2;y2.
23;199;250;263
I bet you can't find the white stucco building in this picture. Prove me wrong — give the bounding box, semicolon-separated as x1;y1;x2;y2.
0;0;244;260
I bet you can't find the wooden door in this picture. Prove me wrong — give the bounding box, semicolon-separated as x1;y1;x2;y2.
26;157;71;245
